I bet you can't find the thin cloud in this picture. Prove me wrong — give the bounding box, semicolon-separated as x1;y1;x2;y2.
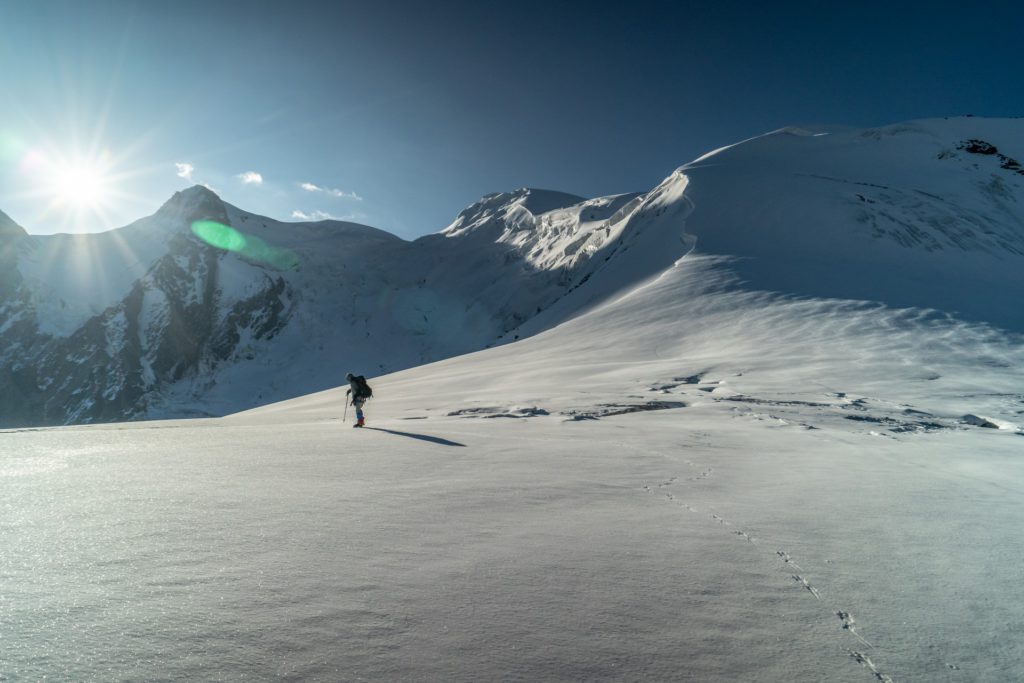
176;162;195;181
291;209;368;223
299;181;362;201
328;188;362;200
238;171;263;185
292;209;338;221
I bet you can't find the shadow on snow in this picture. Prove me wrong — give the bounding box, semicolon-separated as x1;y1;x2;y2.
364;427;466;447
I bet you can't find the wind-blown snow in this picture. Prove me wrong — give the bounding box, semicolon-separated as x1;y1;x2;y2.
6;117;1024;427
2;117;1024;680
676;118;1024;329
4;250;1021;680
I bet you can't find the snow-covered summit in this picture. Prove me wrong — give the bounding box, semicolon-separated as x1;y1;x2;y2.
3;116;1024;427
152;184;230;228
7;118;1024;683
441;188;587;238
674;116;1024;328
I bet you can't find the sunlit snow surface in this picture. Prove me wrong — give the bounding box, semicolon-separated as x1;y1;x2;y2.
4;256;1023;681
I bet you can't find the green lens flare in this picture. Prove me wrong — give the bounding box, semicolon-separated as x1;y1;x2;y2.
191;220;247;251
190;221;299;270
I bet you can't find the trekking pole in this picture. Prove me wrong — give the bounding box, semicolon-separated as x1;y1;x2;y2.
343;399;348;423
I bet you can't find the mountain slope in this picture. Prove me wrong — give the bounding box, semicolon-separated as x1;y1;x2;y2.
0;184;665;426
5;120;1024;680
676;118;1024;328
1;117;1022;427
217;128;1024;679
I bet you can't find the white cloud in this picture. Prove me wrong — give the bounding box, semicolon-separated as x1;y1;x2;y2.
291;209;338;221
327;188;363;201
176;162;194;181
299;181;362;201
238;171;263;185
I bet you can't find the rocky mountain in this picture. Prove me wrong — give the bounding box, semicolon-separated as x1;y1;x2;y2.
0;182;647;426
1;116;1022;428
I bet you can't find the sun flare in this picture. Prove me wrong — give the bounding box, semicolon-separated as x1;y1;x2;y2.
50;160;111;209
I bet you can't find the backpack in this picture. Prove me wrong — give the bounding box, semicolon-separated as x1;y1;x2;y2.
353;375;373;399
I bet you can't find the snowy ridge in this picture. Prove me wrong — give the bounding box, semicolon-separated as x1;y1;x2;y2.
0;183;678;425
677;117;1024;327
5;119;1024;682
440;187;645;271
2;117;1023;427
220;199;1023;681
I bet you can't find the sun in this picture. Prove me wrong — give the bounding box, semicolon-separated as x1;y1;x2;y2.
50;160;112;209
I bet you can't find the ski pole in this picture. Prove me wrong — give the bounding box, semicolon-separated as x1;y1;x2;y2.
343;399;348;422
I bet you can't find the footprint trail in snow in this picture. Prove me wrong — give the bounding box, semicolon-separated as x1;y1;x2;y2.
642;456;909;683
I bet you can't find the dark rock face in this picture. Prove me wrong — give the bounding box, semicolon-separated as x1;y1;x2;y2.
2;236;296;427
959;139;999;155
0;213;44;425
212;276;290;361
0;187;298;427
0;211;26;295
957;139;1024;176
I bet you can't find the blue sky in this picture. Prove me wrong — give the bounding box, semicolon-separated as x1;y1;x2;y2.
1;0;1022;238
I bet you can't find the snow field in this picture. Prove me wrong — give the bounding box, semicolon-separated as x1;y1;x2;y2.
4;116;1024;680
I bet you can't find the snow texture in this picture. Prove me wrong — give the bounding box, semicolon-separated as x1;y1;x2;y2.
2;117;1024;680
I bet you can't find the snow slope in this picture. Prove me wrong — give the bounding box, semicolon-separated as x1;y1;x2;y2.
3;117;1024;680
4;117;1023;427
2;184;672;425
675;119;1024;329
211;226;1024;681
4;254;1022;681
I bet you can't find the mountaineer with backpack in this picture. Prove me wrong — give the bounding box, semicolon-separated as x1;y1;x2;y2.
345;372;373;428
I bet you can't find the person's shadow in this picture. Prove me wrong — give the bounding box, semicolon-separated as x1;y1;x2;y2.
364;427;466;447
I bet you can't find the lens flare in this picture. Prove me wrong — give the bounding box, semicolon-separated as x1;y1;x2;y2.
190;221;299;270
191;220;248;251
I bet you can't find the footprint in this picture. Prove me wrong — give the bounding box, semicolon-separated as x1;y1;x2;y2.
792;574;821;600
687;468;713;481
848;650;894;682
776;550;803;571
734;530;755;543
837;611;873;647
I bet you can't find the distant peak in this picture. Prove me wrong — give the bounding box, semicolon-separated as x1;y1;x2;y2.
441;187;587;238
170;184;222;205
156;185;228;225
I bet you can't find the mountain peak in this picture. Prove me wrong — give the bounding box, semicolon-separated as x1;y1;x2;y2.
156;185;229;226
442;187;586;238
165;184;223;207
